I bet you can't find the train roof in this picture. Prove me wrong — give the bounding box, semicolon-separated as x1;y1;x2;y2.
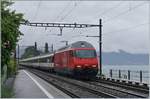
57;41;94;51
20;53;54;62
20;41;94;62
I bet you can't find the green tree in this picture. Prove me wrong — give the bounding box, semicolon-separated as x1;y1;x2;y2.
21;46;42;58
1;0;25;75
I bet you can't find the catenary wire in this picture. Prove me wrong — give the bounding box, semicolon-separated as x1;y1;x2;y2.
103;1;148;24
103;22;149;36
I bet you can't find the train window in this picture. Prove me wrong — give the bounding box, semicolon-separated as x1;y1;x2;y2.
47;59;50;63
69;50;73;56
74;50;96;58
51;56;54;62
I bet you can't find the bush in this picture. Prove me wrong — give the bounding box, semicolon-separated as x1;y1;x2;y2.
7;59;17;77
1;0;24;76
1;84;14;98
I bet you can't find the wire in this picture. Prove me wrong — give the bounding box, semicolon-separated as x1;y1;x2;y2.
103;1;147;24
94;1;124;19
54;1;72;22
31;0;43;43
32;0;42;21
59;1;79;22
46;1;73;36
45;1;81;42
60;7;75;21
103;22;149;35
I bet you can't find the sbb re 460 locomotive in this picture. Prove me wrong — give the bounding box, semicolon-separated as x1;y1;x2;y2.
20;41;99;78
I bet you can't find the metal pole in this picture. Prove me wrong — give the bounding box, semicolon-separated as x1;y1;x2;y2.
119;70;121;78
99;19;102;76
66;41;68;46
140;70;142;83
128;70;130;80
14;48;17;74
110;69;112;78
17;45;19;70
51;44;53;52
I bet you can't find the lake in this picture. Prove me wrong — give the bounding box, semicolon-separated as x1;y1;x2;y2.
100;65;149;84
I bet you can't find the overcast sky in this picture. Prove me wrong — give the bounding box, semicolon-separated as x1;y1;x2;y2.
10;1;149;54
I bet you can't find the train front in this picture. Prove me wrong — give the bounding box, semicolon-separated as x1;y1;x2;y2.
71;41;98;78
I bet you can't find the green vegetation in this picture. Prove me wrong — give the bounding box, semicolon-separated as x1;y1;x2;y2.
1;0;25;97
21;46;42;58
1;0;25;75
7;59;17;76
1;84;14;98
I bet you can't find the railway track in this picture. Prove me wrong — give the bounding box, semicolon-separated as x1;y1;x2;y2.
95;78;149;94
27;68;149;98
27;69;116;98
87;81;148;98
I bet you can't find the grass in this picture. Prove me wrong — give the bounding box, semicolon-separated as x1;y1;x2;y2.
1;84;14;98
1;58;16;98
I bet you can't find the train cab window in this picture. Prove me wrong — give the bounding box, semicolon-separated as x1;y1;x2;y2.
74;50;96;58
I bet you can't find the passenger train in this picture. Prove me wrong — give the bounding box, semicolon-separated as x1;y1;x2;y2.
20;41;99;78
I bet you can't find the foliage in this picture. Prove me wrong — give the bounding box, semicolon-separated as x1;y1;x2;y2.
1;0;25;74
1;84;14;98
7;59;16;76
21;46;42;58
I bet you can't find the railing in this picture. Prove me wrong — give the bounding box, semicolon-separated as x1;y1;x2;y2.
109;69;149;84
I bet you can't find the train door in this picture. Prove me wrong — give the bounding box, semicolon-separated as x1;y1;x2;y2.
68;50;73;66
63;52;67;67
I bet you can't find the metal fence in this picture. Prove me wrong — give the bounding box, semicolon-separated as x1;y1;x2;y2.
109;69;149;84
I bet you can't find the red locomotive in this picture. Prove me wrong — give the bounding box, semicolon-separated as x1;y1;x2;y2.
20;41;99;78
54;41;98;77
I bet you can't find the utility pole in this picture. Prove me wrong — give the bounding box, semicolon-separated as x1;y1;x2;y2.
14;47;17;74
86;19;102;76
17;44;20;70
45;42;49;53
51;44;53;52
35;42;37;51
99;19;102;76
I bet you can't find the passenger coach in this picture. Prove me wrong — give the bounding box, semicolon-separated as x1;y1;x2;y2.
20;53;54;71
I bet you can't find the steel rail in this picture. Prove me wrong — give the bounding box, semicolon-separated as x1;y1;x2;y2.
87;81;148;98
28;69;80;98
28;69;116;98
95;78;149;94
24;67;149;98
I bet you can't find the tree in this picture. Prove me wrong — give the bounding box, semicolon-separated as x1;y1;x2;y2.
45;42;49;53
1;0;25;75
21;46;42;59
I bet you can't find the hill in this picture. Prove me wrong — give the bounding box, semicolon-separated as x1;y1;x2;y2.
98;50;149;65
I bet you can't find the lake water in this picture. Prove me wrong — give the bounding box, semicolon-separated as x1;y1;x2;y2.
100;65;149;84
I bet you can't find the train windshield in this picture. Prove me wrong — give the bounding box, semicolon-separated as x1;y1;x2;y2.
74;50;96;58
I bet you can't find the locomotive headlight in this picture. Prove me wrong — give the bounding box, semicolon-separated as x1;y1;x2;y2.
76;65;81;68
92;65;97;67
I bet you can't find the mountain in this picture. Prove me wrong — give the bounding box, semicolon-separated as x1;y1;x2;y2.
98;50;149;65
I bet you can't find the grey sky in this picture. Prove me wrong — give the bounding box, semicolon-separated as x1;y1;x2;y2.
10;1;149;54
